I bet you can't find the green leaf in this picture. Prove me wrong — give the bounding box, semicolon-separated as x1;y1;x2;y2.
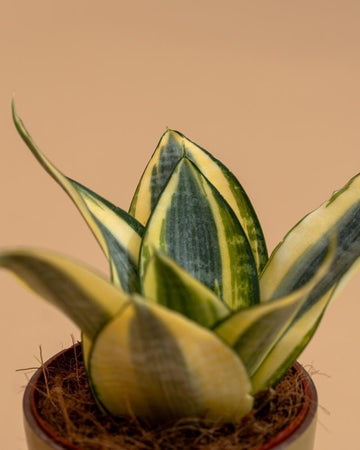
142;251;230;328
215;238;334;384
252;254;360;392
89;296;253;422
12;101;143;292
69;180;144;291
250;285;337;393
70;179;144;236
260;172;360;301
254;173;360;391
130;129;268;273
140;158;259;311
0;249;127;339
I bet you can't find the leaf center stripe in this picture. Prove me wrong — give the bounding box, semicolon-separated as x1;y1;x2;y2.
150;133;183;211
129;301;200;419
164;161;223;297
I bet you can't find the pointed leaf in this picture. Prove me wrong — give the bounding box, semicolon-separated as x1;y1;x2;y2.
142;251;230;328
250;286;336;393
89;296;253;422
129;129;184;222
130;129;268;273
12;101;143;292
255;173;360;392
140;158;259;310
70;179;144;237
0;249;127;339
70;180;143;291
261;172;360;301
252;255;360;393
215;239;334;380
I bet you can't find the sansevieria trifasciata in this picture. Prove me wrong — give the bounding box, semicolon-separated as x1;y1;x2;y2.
2;100;360;422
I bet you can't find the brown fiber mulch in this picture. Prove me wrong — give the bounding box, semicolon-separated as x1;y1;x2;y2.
31;344;307;450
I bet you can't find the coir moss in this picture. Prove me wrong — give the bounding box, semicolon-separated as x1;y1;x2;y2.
32;344;307;449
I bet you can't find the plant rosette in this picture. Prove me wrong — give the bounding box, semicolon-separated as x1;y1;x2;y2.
3;101;360;449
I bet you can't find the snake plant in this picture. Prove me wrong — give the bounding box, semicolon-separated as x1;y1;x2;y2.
2;101;360;424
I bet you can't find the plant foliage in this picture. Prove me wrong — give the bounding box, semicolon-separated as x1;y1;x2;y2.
2;101;360;423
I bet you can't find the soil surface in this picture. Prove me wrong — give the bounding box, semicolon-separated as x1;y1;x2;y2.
33;344;307;450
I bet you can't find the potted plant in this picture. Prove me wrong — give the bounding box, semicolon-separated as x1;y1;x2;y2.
2;101;359;449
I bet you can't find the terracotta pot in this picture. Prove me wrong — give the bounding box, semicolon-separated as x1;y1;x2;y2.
23;345;317;450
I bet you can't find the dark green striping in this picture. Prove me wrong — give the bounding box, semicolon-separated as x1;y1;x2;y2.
69;178;145;236
150;133;183;211
164;161;223;298
256;202;360;387
271;202;360;315
252;308;328;392
181;131;268;274
151;254;225;328
226;172;268;273
1;255;109;339
129;301;200;421
234;301;301;376
217;202;260;309
94;217;140;293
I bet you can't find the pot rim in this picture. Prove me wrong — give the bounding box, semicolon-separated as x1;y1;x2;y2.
23;343;317;450
258;360;317;450
24;344;82;450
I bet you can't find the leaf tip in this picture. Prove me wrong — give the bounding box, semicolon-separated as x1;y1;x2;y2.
11;94;18;121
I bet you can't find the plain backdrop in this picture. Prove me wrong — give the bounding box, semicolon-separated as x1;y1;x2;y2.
1;1;360;448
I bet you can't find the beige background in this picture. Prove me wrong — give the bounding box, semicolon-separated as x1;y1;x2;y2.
1;1;360;448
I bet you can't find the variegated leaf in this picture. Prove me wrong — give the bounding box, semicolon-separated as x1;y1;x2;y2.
255;173;360;392
142;251;230;328
261;172;360;301
12;101;143;292
250;286;336;393
0;249;127;339
89;296;253;422
140;158;259;311
130;129;268;273
252;256;360;392
215;238;334;382
69;180;143;291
